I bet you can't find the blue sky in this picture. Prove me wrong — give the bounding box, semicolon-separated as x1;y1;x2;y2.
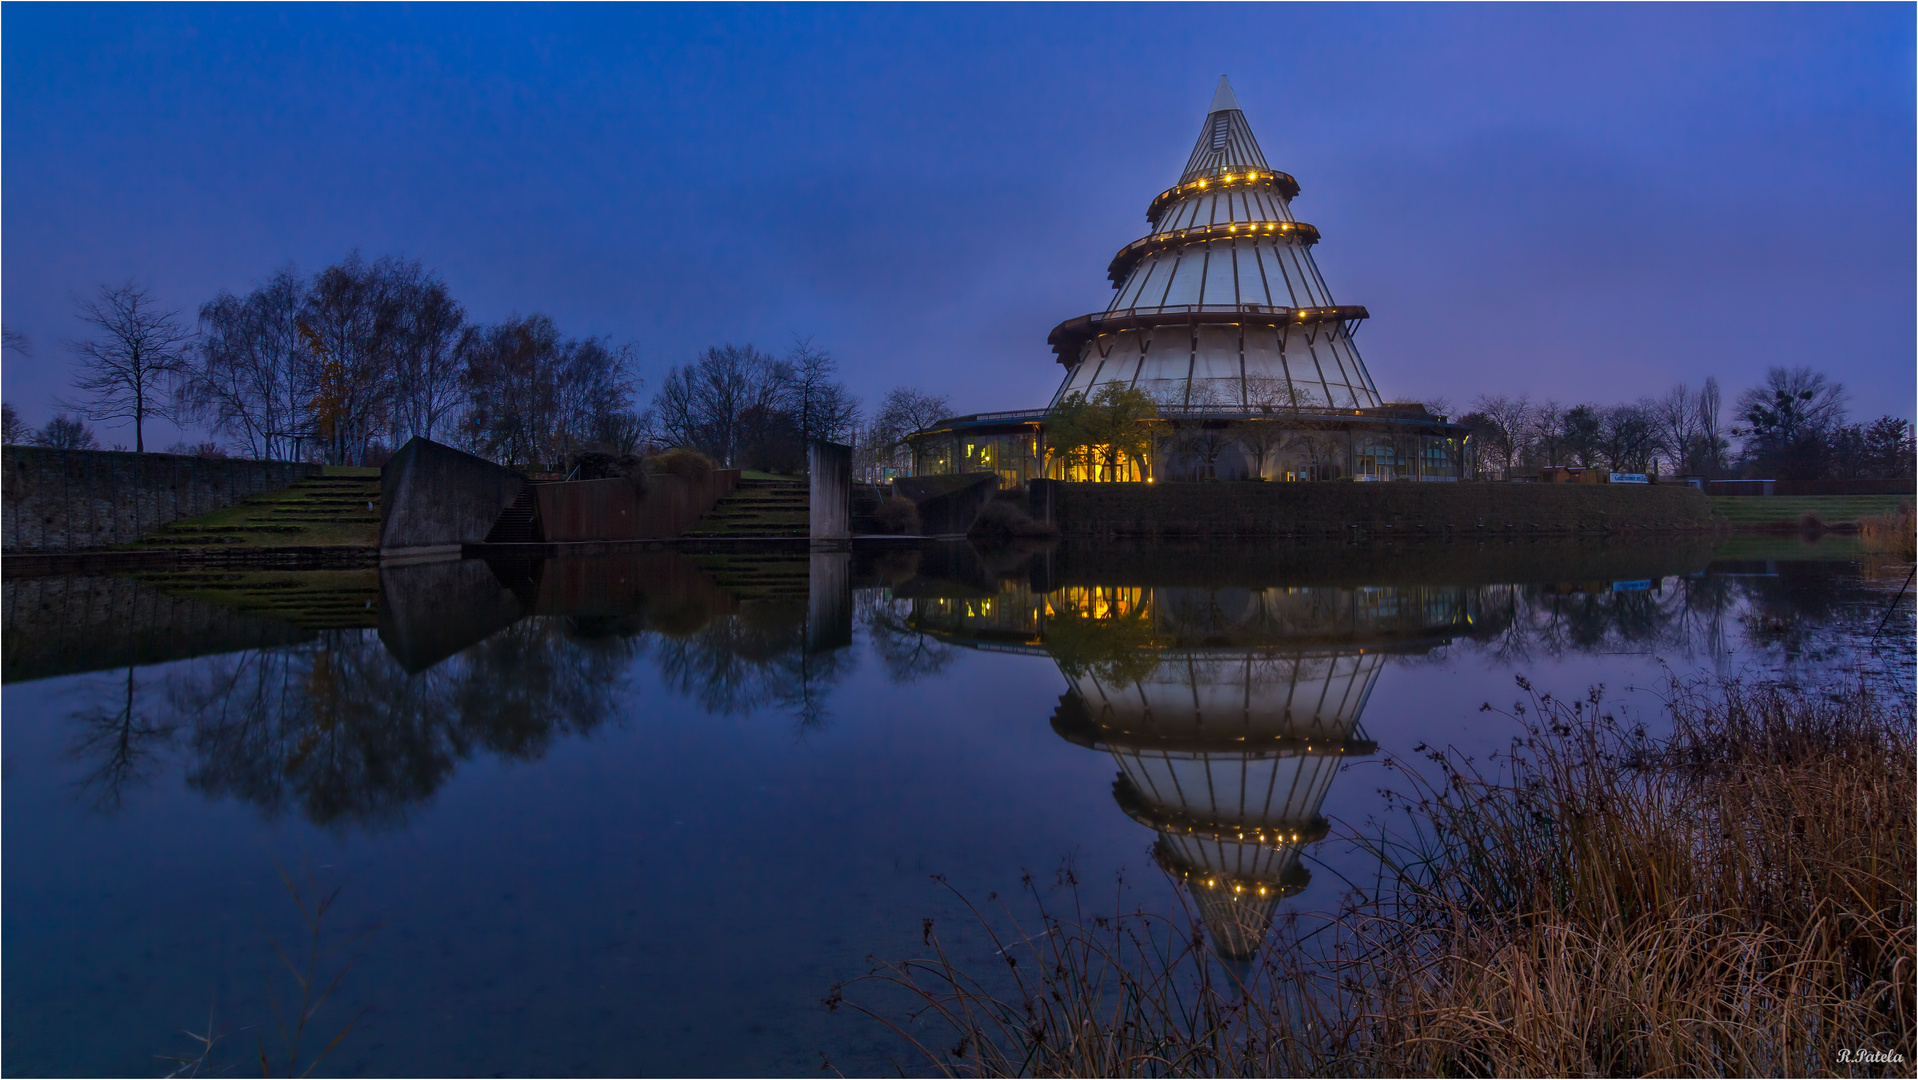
4;3;1912;446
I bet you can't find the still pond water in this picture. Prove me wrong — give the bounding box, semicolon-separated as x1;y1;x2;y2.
4;537;1912;1076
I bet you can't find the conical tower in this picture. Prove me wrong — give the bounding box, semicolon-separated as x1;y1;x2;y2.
1049;77;1381;412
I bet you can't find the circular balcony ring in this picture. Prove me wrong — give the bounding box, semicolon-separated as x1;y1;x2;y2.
1145;169;1300;228
1108;220;1321;286
1048;304;1370;364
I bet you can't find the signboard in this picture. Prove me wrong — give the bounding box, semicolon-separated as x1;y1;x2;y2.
1609;473;1650;484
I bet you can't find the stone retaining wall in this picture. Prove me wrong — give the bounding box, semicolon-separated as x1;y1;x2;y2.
2;447;318;553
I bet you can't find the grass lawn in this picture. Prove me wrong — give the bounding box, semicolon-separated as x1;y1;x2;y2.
1710;494;1912;527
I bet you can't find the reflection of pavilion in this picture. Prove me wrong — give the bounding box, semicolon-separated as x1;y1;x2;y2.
910;580;1479;963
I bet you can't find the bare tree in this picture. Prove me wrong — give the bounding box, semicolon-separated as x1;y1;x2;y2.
787;338;860;445
386;263;467;445
1601;401;1664;473
186;267;312;460
1;403;24;445
861;386;951;477
31;414;99;450
1468;393;1531;478
652;344;789;467
61;283;194;452
301;253;406;465
1652;384;1700;476
1695;376;1727;474
1528;400;1569;469
459;315;633;469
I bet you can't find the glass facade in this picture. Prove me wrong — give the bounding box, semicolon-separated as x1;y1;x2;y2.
910;421;1468;484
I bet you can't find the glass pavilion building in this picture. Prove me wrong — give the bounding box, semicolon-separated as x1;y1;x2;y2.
909;78;1471;488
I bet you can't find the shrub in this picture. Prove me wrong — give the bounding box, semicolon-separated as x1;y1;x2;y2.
647;447;715;484
968;497;1059;538
874;496;920;535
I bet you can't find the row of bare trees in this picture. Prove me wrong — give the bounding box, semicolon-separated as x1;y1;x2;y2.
1458;370;1912;480
1236;368;1914;482
13;265;963;477
650;340;860;471
12;259;644;468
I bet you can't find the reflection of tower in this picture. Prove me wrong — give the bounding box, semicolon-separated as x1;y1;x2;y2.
1051;649;1378;962
911;578;1480;963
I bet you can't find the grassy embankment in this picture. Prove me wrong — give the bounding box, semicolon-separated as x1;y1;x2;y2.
1711;494;1913;529
116;466;382;627
846;676;1915;1077
127;465;381;551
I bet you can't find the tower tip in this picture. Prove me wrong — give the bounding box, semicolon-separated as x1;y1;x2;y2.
1208;76;1241;116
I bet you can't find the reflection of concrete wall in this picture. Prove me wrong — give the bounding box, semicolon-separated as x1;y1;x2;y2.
809;441;850;542
379;438;526;554
536;470;740;541
2;447;319;553
2;575;314;682
377;558;529;673
530;553;735;629
807;552;852;652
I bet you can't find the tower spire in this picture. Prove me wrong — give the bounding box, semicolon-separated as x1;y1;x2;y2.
1207;75;1241;116
1180;77;1268;183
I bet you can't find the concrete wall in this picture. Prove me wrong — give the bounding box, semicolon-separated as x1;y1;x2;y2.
379;437;526;554
895;473;1000;536
809;441;850;542
535;470;740;542
1041;480;1713;538
2;447;319;553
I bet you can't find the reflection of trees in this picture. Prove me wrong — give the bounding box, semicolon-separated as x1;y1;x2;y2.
169;620;640;829
65;666;180;812
1044;607;1160;683
1451;566;1900;686
857;591;956;683
650;604;854;731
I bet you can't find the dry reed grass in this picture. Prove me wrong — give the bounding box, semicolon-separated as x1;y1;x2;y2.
838;676;1915;1077
1860;503;1916;560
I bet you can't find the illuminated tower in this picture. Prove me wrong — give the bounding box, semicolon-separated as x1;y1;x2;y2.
1048;77;1380;412
905;76;1472;485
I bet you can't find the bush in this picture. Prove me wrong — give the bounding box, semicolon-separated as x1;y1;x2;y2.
968;497;1059;538
874;496;920;535
647;447;716;484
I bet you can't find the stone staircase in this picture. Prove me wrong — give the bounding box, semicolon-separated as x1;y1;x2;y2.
484;485;541;543
136;472;380;548
851;483;885;534
683;477;809;539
